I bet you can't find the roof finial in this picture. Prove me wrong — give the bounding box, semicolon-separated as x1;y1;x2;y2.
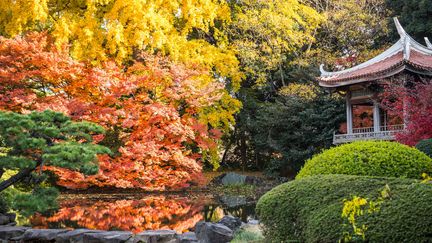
394;17;411;59
393;17;407;39
425;37;432;49
320;64;330;76
404;39;411;60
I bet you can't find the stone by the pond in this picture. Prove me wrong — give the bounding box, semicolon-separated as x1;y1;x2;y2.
5;213;16;223
246;219;260;225
217;216;242;232
221;173;247;185
220;195;247;208
134;229;177;243
195;221;233;243
211;172;264;186
0;215;10;225
0;213;16;226
5;222;17;226
177;232;198;243
56;229;106;243
82;230;133;243
12;228;69;241
0;226;29;240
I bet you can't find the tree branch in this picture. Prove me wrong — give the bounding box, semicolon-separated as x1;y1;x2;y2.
0;160;41;193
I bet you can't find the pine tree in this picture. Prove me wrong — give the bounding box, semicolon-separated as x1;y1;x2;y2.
0;110;110;214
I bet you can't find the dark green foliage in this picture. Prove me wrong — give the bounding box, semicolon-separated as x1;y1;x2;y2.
416;139;432;158
256;175;432;242
0;110;110;175
0;196;8;214
0;110;110;215
253;92;344;176
387;0;432;41
297;141;432;179
223;87;344;177
11;187;59;217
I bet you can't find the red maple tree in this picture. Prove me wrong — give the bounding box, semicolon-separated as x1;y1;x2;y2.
381;78;432;146
0;32;224;190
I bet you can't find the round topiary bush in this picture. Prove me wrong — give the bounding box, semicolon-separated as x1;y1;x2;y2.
416;138;432;158
256;174;432;242
296;141;432;179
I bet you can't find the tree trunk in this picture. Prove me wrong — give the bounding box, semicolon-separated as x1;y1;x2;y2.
240;131;247;171
221;126;237;167
279;63;286;87
0;166;36;192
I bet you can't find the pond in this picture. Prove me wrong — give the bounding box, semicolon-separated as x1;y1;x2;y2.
28;192;258;233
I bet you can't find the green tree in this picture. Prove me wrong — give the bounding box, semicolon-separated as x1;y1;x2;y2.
226;0;323;87
387;0;432;41
0;110;110;215
220;0;325;172
221;0;369;174
299;0;391;70
252;87;344;176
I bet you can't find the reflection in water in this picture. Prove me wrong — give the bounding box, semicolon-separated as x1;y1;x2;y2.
30;194;256;233
203;204;256;223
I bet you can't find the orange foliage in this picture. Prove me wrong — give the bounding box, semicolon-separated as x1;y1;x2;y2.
31;196;205;233
0;32;224;190
352;105;373;128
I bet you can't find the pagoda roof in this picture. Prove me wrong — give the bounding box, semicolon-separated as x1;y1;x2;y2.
318;18;432;88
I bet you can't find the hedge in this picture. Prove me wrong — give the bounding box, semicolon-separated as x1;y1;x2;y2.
296;141;432;179
416;138;432;158
256;175;432;242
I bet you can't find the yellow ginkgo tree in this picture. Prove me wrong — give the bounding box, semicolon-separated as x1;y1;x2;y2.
0;0;242;86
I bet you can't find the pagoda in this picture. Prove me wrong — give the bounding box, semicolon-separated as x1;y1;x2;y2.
318;18;432;144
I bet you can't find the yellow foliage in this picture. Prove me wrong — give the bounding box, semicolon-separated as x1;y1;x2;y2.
279;84;317;100
341;185;391;242
421;173;432;183
228;0;324;86
0;0;48;36
0;0;241;86
199;92;242;132
0;0;323;169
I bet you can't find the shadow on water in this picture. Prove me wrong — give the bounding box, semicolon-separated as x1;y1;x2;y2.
29;192;257;233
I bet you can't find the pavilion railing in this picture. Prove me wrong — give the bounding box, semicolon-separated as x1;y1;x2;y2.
352;127;374;134
352;125;404;134
334;124;404;144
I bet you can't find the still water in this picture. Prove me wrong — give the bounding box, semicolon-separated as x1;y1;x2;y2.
29;192;257;233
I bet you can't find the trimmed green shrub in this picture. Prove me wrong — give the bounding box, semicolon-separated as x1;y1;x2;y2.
297;141;432;179
416;138;432;158
256;175;432;242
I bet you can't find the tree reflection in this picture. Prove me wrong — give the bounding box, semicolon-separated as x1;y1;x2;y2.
30;195;207;233
203;204;256;223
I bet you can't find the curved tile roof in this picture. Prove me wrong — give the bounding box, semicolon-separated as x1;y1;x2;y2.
319;18;432;88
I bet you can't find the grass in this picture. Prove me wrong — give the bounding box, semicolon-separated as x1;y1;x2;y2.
231;229;265;243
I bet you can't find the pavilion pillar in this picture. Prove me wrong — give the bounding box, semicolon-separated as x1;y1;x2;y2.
346;94;353;134
373;101;381;132
403;98;408;129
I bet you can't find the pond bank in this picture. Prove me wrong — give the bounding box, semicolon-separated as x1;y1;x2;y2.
0;215;259;243
4;172;277;240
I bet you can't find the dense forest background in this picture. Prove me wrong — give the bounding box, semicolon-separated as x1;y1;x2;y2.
221;0;432;177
